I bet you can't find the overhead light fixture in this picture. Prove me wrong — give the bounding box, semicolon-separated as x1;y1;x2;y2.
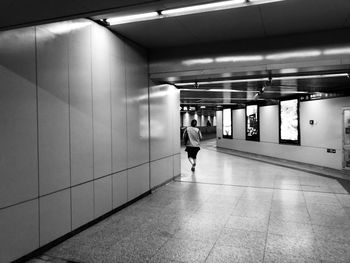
161;0;245;17
175;77;269;86
273;73;349;81
161;0;284;17
323;47;350;55
200;106;206;109
182;58;214;66
265;50;322;60
105;0;285;25
215;55;264;63
106;12;159;25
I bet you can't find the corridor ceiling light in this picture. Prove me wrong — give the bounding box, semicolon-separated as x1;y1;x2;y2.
105;0;285;25
175;77;269;87
200;106;206;109
106;12;159;25
273;73;349;81
161;0;284;17
161;0;245;17
209;89;256;92
265;50;322;60
182;58;214;66
323;47;350;55
215;55;264;63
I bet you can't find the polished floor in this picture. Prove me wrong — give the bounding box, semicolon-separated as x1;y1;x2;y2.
29;140;350;263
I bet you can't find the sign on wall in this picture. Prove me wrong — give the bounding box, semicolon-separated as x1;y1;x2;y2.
279;98;300;145
246;105;259;141
222;108;233;139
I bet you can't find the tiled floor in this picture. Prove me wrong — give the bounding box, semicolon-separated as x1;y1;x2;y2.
29;140;350;263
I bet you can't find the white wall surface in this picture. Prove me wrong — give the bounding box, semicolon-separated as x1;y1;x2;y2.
217;97;350;170
0;19;180;262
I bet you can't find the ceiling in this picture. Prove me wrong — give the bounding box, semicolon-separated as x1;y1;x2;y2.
2;0;350;109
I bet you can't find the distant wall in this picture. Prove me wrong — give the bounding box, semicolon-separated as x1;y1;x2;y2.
0;19;180;262
216;97;350;170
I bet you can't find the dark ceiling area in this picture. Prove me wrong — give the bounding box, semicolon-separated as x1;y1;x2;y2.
2;0;350;108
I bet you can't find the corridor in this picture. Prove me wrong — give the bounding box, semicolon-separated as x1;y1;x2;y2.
31;141;350;263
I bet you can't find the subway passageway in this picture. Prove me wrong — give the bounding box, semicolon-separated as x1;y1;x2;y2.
30;140;350;263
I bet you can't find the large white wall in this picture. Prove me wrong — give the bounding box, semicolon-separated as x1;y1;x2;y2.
0;19;180;263
217;97;350;170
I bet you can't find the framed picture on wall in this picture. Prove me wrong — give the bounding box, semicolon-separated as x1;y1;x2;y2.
222;108;233;139
279;98;300;145
246;104;259;141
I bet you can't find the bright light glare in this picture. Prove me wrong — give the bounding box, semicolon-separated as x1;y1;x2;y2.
182;58;214;66
46;21;91;35
266;50;322;60
107;12;159;25
215;55;264;63
323;47;350;55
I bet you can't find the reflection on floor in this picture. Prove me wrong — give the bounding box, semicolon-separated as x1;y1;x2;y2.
28;140;350;263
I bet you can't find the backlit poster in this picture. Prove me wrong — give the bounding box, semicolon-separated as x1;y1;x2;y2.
222;108;232;139
246;105;259;141
280;99;300;144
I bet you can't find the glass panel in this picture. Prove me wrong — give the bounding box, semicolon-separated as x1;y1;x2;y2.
280;99;299;143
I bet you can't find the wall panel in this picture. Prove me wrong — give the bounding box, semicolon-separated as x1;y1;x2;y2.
72;182;94;230
151;157;173;188
125;41;149;168
94;176;112;218
173;154;181;177
260;105;279;143
0;27;38;208
69;22;94;186
128;164;150;201
37;24;70;195
91;24;112;179
150;84;173;161
110;34;128;173
232;109;245;140
112;171;128;209
0;200;39;263
39;189;71;246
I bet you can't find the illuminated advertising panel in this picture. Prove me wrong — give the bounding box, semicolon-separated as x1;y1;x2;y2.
279;98;300;145
246;105;259;141
222;108;232;139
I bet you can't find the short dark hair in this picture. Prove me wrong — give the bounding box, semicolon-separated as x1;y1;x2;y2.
191;119;197;127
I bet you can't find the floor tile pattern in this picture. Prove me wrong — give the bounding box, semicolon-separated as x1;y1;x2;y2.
28;140;350;263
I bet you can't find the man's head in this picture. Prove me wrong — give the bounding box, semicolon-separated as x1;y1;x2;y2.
191;119;197;127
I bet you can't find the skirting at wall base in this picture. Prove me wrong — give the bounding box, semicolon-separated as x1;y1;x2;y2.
13;190;151;263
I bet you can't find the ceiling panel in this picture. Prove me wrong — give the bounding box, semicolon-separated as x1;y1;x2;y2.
174;6;265;43
111;17;199;48
261;0;350;36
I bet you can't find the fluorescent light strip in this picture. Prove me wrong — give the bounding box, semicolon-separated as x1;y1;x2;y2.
265;50;322;60
175;77;269;86
215;55;264;63
107;12;159;25
323;47;350;55
161;0;245;17
106;0;285;25
273;73;349;80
